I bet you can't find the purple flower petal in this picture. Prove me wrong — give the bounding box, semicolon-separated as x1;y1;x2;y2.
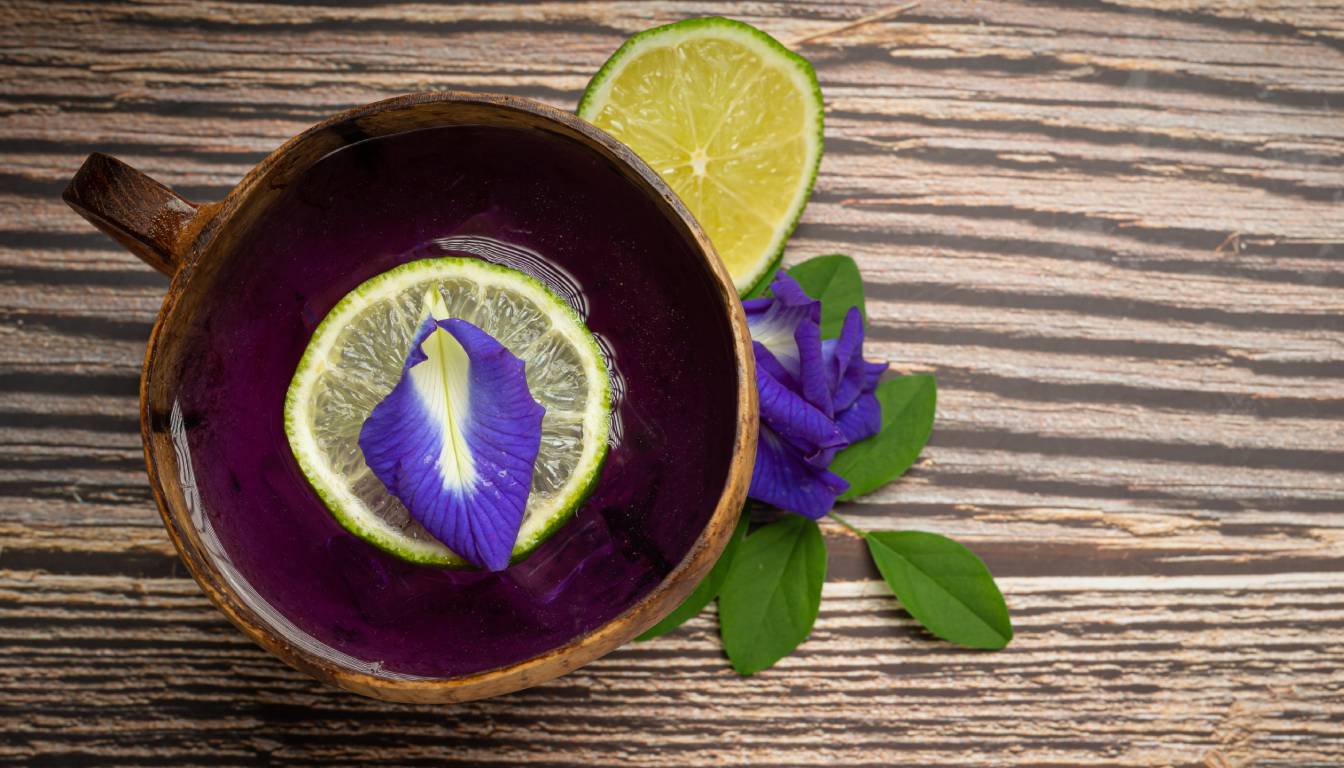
748;425;850;519
359;310;545;571
757;364;848;465
752;341;797;396
768;271;815;306
794;310;832;416
824;307;866;412
863;358;887;392
835;389;883;444
741;296;774;315
744;272;821;380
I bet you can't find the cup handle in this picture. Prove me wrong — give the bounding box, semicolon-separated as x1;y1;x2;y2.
63;153;204;276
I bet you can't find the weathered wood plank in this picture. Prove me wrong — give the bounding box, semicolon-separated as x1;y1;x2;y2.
1;573;1342;766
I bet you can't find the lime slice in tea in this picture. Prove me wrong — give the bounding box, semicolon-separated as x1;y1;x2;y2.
284;257;611;567
578;17;824;295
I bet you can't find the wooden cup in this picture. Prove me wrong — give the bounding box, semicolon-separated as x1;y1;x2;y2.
62;92;757;703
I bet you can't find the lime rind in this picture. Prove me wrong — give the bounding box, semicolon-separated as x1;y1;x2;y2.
577;16;824;295
284;257;611;568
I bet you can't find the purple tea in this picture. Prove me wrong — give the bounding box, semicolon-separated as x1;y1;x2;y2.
169;124;739;677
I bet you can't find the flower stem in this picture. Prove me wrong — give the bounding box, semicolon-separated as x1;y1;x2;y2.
828;512;867;538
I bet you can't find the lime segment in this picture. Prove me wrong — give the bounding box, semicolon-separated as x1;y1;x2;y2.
578;17;824;295
285;257;611;567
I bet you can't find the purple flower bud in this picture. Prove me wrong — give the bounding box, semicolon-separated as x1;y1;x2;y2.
745;272;887;518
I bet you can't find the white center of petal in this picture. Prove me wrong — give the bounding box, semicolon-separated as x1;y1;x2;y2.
747;307;801;376
409;325;477;489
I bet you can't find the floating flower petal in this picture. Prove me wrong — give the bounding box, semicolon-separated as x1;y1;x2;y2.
359;302;545;572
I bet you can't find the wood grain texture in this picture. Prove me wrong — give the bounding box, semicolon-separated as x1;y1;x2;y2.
1;0;1342;764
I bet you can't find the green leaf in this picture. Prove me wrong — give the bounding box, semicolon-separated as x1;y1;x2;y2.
787;254;866;338
718;516;827;675
831;375;936;500
637;509;750;641
866;531;1012;650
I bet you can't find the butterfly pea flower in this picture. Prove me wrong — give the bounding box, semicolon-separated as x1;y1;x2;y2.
359;295;545;571
744;272;888;519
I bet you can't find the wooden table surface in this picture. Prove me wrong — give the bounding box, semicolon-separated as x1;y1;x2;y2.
3;1;1343;765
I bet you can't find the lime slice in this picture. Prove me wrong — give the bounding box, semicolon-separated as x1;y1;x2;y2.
578;17;823;295
284;257;611;567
